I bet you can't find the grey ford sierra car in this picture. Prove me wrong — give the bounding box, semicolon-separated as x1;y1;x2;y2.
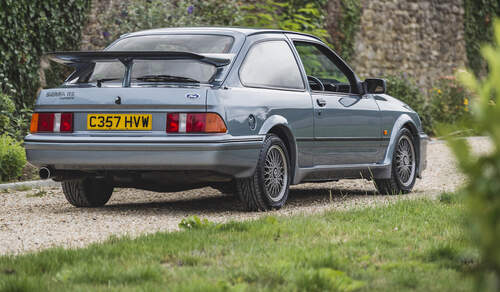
25;27;428;211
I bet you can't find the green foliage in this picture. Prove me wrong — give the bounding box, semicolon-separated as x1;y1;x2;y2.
0;92;32;141
385;76;432;133
385;75;475;136
0;135;26;182
464;0;500;76
297;268;366;292
0;92;15;134
329;0;362;61
95;0;242;49
0;1;90;137
240;0;332;46
427;77;474;136
178;216;214;230
439;192;457;205
447;19;500;290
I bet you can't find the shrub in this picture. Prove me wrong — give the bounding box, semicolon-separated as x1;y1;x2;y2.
95;0;242;49
0;92;31;140
385;75;475;136
0;92;15;134
447;19;500;290
428;77;474;134
240;0;331;46
384;75;432;133
0;135;26;182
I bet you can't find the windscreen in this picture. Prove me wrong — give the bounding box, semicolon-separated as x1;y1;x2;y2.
73;34;234;86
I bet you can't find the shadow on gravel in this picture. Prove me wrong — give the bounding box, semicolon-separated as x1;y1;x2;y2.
56;187;381;214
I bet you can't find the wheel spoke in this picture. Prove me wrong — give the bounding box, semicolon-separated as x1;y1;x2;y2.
263;144;289;201
394;135;416;186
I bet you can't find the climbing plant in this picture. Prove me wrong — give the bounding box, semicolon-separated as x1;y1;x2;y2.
327;0;361;62
239;0;332;46
0;1;90;136
464;0;500;76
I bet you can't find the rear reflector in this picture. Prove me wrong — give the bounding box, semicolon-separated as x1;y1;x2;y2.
166;113;226;133
30;113;73;133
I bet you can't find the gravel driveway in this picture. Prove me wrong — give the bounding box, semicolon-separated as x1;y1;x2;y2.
0;137;490;255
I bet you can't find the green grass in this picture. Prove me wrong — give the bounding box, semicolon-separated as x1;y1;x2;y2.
25;189;47;198
0;197;475;291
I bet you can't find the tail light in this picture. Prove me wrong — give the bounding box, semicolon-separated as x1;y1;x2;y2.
166;113;226;133
30;113;73;133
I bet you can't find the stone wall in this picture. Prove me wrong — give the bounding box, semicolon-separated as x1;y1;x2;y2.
80;0;467;88
348;0;466;87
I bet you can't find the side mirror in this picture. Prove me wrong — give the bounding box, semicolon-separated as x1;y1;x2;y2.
364;78;386;94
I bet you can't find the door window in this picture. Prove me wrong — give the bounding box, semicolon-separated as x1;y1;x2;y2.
239;40;304;90
294;42;351;93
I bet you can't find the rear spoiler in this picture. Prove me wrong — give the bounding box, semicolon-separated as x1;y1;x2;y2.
46;51;233;87
46;51;232;67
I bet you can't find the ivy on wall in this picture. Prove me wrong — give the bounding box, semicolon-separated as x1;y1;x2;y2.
463;0;500;76
240;0;332;46
326;0;362;62
0;1;90;110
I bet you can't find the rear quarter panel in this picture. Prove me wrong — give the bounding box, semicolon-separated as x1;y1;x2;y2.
209;32;315;168
207;87;314;167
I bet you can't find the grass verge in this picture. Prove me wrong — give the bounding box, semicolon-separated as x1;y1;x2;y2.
0;196;475;291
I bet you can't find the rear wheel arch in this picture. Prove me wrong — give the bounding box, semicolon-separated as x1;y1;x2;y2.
267;125;297;183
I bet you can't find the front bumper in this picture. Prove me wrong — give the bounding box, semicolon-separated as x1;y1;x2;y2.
24;134;264;178
417;133;429;178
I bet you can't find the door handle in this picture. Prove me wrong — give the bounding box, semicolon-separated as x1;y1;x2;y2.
316;98;327;107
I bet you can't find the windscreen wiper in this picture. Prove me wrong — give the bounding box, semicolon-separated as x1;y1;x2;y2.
96;78;122;87
134;75;200;83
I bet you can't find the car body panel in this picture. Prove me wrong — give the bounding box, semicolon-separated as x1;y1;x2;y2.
311;92;383;165
25;27;428;191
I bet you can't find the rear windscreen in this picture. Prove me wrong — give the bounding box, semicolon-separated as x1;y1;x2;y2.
109;34;234;53
70;34;233;86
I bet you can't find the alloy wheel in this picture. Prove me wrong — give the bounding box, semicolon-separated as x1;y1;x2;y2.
395;135;416;187
263;145;288;202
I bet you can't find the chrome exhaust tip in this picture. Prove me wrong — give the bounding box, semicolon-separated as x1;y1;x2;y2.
39;167;51;180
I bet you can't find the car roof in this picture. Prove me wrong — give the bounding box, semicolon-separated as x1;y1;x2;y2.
121;27;321;41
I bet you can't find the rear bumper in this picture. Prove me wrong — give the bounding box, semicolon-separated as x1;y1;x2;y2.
417;133;429;178
24;134;263;178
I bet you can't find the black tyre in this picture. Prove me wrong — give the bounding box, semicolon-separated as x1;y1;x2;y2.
235;134;291;211
62;178;114;207
374;128;417;195
211;181;236;194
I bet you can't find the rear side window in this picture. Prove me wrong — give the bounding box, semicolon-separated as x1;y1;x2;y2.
239;41;304;90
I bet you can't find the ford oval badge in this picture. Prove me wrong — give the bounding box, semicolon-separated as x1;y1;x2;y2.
186;93;200;99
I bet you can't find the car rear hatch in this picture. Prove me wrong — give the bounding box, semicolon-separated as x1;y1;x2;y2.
34;86;208;138
30;51;232;139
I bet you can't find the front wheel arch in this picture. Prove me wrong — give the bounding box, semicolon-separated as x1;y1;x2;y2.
383;115;419;167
